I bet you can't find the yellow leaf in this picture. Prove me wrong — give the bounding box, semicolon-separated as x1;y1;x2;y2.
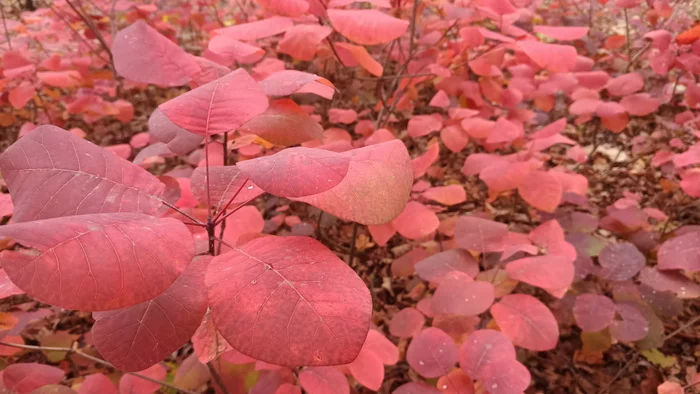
642;349;677;368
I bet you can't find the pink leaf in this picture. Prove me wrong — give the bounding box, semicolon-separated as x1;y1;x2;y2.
159;69;268;136
0;193;14;218
112;21;200;86
598;242;645;280
518;171;563;212
328;0;391;7
259;70;335;99
212;17;293;41
490;294;559;351
292;140;413;225
480;359;531;394
481;0;518;15
429;90;450;108
92;256;210;371
368;223;396;246
459;329;516;379
440;126;468;152
657;232;700;272
172;353;210;390
643;30;672;51
432;275;495;316
257;0;309;16
506;255;574;290
8;82;34;109
328;9;409;45
207;37;265;64
192;309;232;363
237;148;350;197
392;382;441;394
605;73;644;97
0;213;193;311
363;329;399;365
610;302;649;342
414;249;479;283
279;25;332;61
78;374;118;394
412;142;440;178
530;118;568;139
148;109;203;155
573;294;616;332
437;369;474;394
275;384;302;394
620;93;661;116
461;118;494;139
2;363;64;393
329;108;358;124
596;102;629;132
37;71;82;88
391;247;429;277
574;71;610;90
657;382;684;394
118;364;166;394
0;268;23;299
347;344;384;390
190;165;263;212
0;126;165;222
392;201;440;240
639;267;700;299
406;328;458;378
455;216;508;252
518;40;577;72
408;114;443;138
422;185;466;206
220;206;265;246
205;236;372;366
389;308;425;338
533;26;589;40
298;367;349;394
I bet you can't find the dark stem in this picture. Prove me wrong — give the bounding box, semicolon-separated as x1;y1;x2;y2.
161;200;206;226
347;222;358;265
206;361;230;394
207;219;216;255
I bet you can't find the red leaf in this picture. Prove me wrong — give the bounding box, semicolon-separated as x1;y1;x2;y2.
2;363;64;393
619;93;660;116
298;367;349;394
422;185;466;206
275;384;302;394
610;302;649;342
490;294;559;351
363;329;399;365
432;274;495;316
458;329;516;379
411;142;440;178
347;344;384;390
530;118;567;139
533;26;589;40
118;364;166;394
328;9;408;45
328;108;359;124
414;249;479;283
78;374;118;394
37;71;82;88
518;40;577;72
480;359;531;394
573;294;616;332
406;328;458;378
207;37;264;64
205;236;371;366
192;309;232;363
292;140;413;225
190;165;263;213
596;102;629;132
389;308;425;338
392;201;440;240
0;126;165;222
8;82;34;109
657;382;684;394
159;69;268;136
92;256;210;371
237;147;350;197
112;21;200;86
368;222;396;246
0;213;194;311
437;369;474;394
212;17;293;41
639;267;700;299
429;90;450;108
279;25;333;61
391;247;430;277
505;255;574;290
408;114;443;138
657;232;700;272
455;216;509;253
440;125;468;152
598;242;645;280
605;73;644;96
147;109;203;155
518;171;563;212
392;382;441;394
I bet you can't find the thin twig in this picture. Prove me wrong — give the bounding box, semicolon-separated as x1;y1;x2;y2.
347;222;358;265
0;341;198;394
207;362;230;394
161;200;206;226
64;0;114;68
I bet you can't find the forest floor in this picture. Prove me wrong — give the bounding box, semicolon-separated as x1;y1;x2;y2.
1;83;699;394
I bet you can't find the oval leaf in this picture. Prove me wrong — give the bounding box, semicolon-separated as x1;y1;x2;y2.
406;327;458;378
159;69;269;136
598;242;645;281
148;109;203;155
205;236;372;366
0;213;194;311
0;126;165;223
455;216;508;253
432;275;495;316
92;256;210;371
505;255;574;290
112;20;200;86
328;9;408;45
518;171;563;212
190;165;263;213
3;363;64;393
414;249;479;283
240;99;324;146
389;308;425;338
657;232;700;272
299;367;349;394
490;294;559;351
459;329;516;379
573;294;617;332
